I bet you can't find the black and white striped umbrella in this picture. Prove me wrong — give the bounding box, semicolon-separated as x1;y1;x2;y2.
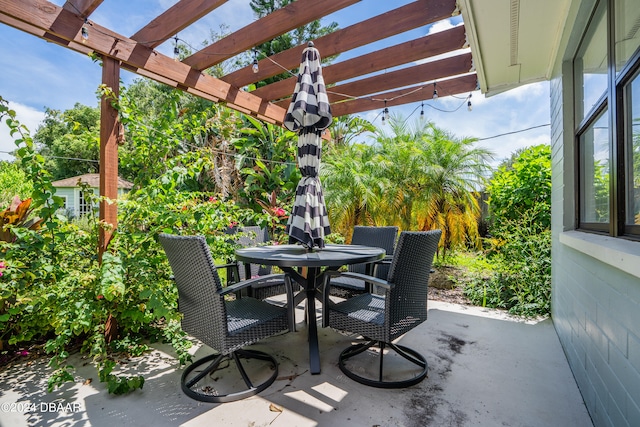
284;42;332;249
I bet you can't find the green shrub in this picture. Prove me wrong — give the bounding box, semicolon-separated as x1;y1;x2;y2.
464;205;551;317
1;98;268;394
0;162;33;207
463;145;552;318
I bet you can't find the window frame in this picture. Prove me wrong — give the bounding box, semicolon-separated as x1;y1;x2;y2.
618;51;640;235
78;188;95;217
575;0;640;239
577;102;611;232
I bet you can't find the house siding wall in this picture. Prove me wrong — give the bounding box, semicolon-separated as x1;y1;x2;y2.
55;188;75;216
551;1;640;426
53;186;125;217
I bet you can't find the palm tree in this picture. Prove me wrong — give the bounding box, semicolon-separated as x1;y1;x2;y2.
415;123;493;257
234;115;300;212
329;115;375;147
372;115;493;257
321;142;385;237
372;115;433;230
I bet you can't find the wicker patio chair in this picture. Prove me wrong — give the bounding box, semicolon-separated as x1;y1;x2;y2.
158;233;294;403
322;230;441;388
230;226;297;300
328;226;398;299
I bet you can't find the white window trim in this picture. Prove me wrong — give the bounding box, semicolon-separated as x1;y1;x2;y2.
559;230;640;278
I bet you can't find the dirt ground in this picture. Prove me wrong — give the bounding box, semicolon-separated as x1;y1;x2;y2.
428;265;472;306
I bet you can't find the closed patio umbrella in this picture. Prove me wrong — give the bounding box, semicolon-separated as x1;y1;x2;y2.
284;41;332;249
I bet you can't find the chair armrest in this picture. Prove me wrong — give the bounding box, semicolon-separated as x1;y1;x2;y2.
218;273;286;296
218;262;240;285
324;270;393;291
216;261;239;269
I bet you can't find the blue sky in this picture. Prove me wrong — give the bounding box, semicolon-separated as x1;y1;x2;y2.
0;0;550;164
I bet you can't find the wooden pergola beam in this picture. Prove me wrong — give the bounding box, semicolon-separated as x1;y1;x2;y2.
221;0;458;89
328;52;473;103
330;73;478;117
130;0;228;48
253;25;468;102
273;52;473;108
182;0;360;71
98;56;119;258
0;0;287;124
62;0;103;18
1;0;471;123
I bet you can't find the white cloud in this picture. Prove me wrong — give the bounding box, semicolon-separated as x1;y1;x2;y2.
427;19;456;35
496;81;548;101
0;102;45;161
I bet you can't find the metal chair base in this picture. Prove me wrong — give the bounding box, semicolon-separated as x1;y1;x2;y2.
181;348;278;403
338;340;428;388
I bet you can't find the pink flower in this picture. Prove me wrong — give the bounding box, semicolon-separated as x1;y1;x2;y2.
209;196;217;203
97;295;104;300
274;208;286;217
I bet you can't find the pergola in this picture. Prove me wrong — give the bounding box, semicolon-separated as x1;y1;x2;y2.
0;0;477;255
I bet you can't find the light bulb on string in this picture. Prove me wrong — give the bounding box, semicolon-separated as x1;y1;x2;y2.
252;49;259;73
383;100;389;123
467;93;473;111
432;82;438;100
173;35;180;62
81;20;89;43
420;102;425;120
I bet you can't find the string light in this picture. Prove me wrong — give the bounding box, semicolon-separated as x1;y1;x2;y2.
62;5;479;120
252;49;259;73
173;35;180;62
381;100;389;125
81;19;90;43
420;102;425;120
64;0;474;116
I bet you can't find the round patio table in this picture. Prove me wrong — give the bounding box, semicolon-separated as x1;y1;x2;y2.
235;244;385;374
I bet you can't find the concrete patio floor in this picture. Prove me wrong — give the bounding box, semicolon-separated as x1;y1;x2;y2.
0;300;592;427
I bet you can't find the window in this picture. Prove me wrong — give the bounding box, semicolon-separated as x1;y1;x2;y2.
575;0;640;238
624;69;640;231
615;0;640;75
575;1;608;123
580;108;610;226
78;189;94;216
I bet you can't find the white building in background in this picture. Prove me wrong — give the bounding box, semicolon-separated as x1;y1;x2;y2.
51;173;133;218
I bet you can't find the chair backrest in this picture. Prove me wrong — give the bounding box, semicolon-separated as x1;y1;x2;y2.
349;226;398;276
385;230;441;332
236;226;272;279
158;234;227;350
236;225;269;247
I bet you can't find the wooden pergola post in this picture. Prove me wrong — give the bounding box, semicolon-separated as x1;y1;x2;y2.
98;56;120;260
